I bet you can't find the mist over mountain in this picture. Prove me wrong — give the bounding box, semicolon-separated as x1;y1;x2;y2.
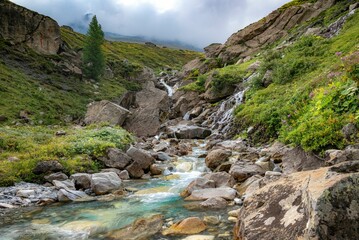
67;12;202;51
10;0;288;49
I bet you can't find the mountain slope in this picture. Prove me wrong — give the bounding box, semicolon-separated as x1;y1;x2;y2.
0;0;202;125
176;0;359;153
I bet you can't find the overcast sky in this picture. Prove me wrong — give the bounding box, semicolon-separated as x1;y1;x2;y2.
11;0;289;48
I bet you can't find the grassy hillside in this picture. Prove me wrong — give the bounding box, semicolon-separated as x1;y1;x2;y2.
234;8;359;152
184;2;359;153
61;27;201;70
0;28;202;125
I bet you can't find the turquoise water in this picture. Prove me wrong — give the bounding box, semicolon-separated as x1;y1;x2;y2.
0;142;233;239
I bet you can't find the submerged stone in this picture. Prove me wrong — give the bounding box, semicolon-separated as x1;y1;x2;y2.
162;217;207;236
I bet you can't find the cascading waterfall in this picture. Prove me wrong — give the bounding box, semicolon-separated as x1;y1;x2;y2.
205;73;257;135
159;78;174;97
183;112;190;120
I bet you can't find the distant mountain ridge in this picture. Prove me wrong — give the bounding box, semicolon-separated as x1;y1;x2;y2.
67;13;202;51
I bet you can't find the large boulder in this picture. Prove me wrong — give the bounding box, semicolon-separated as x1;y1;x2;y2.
229;161;266;182
126;162;145;178
99;148;132;169
70;173;92;190
278;146;325;174
32;160;63;175
84;100;130;126
0;0;62;54
107;214;163;240
325;148;359;166
57;189;88;202
90;172;122;195
181;177;216;198
200;197;228;209
168;125;212;139
124;81;170;137
185;187;237;201
205;149;232;170
234;163;359;240
126;146;155;167
203;172;236;188
44;172;68;182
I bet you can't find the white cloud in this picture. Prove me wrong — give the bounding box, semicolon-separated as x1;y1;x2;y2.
10;0;289;48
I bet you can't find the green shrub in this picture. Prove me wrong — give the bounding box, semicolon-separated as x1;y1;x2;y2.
280;78;358;152
0;125;134;186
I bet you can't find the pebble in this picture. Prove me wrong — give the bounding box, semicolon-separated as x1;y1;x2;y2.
228;216;237;223
218;232;231;238
228;209;241;217
234;198;243;205
0;182;57;208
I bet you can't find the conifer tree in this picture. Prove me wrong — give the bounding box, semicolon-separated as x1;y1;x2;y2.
82;15;105;80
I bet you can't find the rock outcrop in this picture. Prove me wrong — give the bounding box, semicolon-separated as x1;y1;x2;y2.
124;81;170;136
234;163;359;240
0;0;62;54
207;0;335;63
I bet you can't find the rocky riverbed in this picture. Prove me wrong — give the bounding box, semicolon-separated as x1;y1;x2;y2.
1;130;359;239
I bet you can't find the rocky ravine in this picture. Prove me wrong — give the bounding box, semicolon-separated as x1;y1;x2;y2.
1;1;359;240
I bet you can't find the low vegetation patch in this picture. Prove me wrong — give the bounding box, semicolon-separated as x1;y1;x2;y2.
0;125;134;186
234;10;359;152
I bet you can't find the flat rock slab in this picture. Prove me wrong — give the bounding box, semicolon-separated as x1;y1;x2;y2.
185;187;237;201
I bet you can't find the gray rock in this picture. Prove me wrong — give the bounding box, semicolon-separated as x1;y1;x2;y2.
0;0;62;54
200;197;227;209
99;148;132;169
168;125;212;139
52;179;76;190
57;189;88;202
205;149;232;171
118;170;130;180
229;161;265;182
326;148;359;166
204;172;235;188
84;100;131;126
0;203;16;209
181;177;216;198
32;160;63;175
157;152;171;161
91;172;122;195
126;162;145;178
186;187;237;201
280;147;324;174
16;189;35;198
123;80;170;137
126;146;155;170
234;166;359;240
150;164;165;175
44;172;68;182
70;173;92;190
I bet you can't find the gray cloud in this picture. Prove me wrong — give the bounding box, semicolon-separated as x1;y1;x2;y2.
11;0;289;48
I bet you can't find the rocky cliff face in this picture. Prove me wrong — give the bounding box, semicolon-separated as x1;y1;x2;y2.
206;0;335;63
0;0;62;54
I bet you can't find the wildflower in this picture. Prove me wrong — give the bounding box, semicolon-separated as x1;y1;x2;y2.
335;52;342;56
